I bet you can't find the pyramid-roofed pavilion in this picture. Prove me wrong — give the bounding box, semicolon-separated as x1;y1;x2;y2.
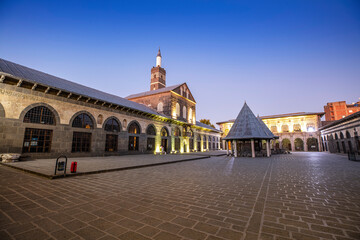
224;102;275;140
224;102;276;158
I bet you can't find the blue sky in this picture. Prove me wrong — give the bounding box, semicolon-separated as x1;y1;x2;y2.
1;0;359;125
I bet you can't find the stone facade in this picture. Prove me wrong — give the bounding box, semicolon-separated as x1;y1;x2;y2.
0;82;218;159
320;111;360;154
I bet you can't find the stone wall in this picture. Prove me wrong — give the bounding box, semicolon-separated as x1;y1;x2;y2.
0;84;219;158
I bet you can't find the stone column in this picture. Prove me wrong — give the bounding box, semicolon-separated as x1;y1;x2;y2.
291;137;295;152
304;137;308;151
266;140;270;157
231;140;235;155
234;140;238;157
251;139;255;158
226;140;229;155
318;135;322;152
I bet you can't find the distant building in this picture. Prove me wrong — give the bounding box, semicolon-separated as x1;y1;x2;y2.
324;101;360;121
0;50;220;158
217;112;324;152
320;111;360;154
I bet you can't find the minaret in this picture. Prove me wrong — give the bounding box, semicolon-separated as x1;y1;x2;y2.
150;48;166;91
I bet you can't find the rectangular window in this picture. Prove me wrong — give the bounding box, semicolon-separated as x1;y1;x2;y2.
105;134;118;152
147;138;155;151
72;132;91;152
23;128;53;153
129;136;139;151
175;138;180;151
189;139;194;150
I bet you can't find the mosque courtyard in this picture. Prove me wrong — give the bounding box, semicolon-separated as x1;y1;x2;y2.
0;152;360;240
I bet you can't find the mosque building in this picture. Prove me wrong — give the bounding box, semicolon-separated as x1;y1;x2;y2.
0;50;220;159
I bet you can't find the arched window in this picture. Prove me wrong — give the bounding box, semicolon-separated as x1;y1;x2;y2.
293;124;301;132
180;87;183;96
281;125;289;133
24;106;55;125
157;102;163;112
161;127;169;137
270;126;277;133
340;132;344;139
174;127;181;137
346;131;351;139
72;113;94;129
146;125;156;135
189;108;193;122
128;122;140;134
307;123;315;132
146;125;156;151
335;133;338;139
128;122;140;151
183;106;187;119
176;103;180;117
104;118;121;132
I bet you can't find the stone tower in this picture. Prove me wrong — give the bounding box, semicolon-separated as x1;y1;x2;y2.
150;48;166;91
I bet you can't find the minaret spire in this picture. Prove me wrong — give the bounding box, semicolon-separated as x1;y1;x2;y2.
150;48;166;91
156;47;162;67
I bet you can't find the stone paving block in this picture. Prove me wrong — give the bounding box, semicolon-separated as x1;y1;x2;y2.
117;218;144;230
0;230;12;240
172;216;197;228
194;222;219;234
158;222;183;234
74;226;105;240
137;225;161;237
217;228;243;240
13;228;50;240
51;228;76;239
33;218;61;233
179;228;208;240
89;218;116;230
153;231;182;240
118;231;151;240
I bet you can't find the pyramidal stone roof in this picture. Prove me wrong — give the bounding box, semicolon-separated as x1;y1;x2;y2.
224;103;276;140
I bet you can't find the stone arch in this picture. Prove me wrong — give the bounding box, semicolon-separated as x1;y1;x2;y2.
173;127;181;137
0;102;5;117
103;116;122;132
146;124;157;135
307;138;318;151
127;120;142;134
70;111;96;128
123;119;127;130
340;132;344;139
281;125;289;133
346;131;351;139
20;102;60;125
294;138;304;151
281;138;291;150
161;126;170;137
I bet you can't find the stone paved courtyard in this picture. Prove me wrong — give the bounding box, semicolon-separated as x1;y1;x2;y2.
0;152;360;240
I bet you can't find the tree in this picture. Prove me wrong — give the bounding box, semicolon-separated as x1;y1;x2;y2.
199;119;215;128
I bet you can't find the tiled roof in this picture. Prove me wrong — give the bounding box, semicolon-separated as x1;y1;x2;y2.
195;121;221;133
0;58;161;116
224;103;276;140
125;84;183;99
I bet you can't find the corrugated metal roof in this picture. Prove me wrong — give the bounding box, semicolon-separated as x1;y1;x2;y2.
224;103;275;140
125;84;183;99
0;58;162;116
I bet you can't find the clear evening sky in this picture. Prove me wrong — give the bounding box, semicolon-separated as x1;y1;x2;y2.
1;0;359;126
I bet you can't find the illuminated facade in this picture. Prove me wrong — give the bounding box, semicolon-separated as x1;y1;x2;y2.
0;51;220;159
217;112;324;152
